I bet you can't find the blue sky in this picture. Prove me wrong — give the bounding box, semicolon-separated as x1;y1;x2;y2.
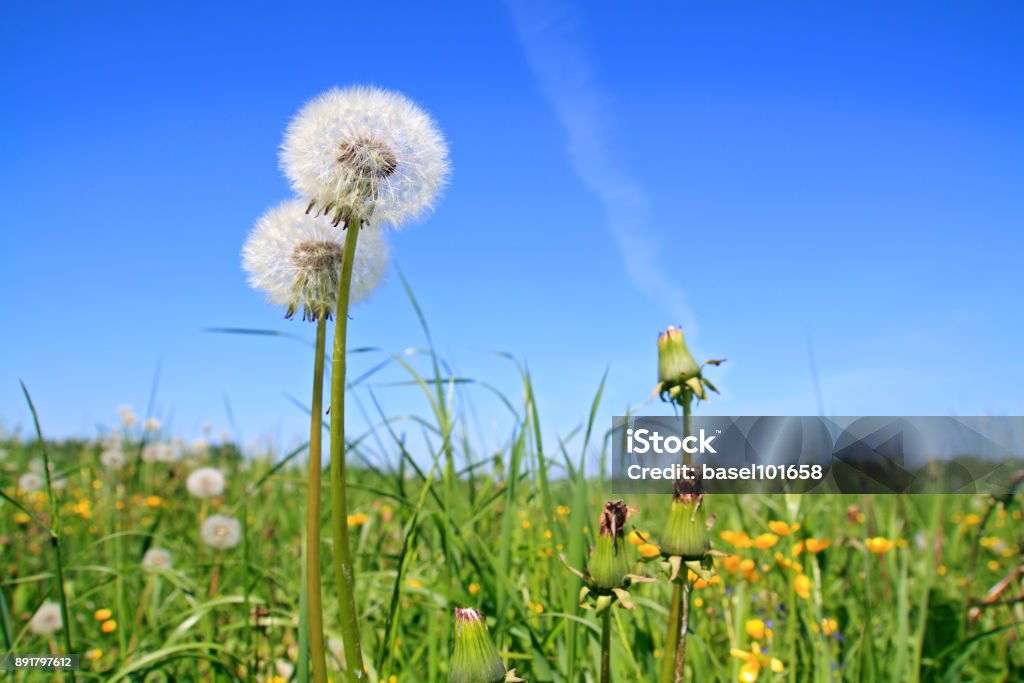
1;1;1022;460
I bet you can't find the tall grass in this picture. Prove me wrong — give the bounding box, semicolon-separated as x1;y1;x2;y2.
1;298;1022;681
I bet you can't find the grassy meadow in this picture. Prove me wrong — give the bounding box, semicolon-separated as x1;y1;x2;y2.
1;350;1022;682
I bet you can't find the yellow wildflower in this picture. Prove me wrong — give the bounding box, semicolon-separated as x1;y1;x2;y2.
347;512;368;527
94;608;112;621
745;618;772;640
145;495;161;508
627;530;647;545
804;538;830;554
794;574;811;599
101;619;117;633
865;537;894;554
768;521;798;536
468;583;480;596
638;543;661;559
752;533;779;550
85;649;102;661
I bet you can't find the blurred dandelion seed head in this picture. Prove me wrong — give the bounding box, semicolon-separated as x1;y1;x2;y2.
280;86;450;228
29;601;63;635
100;447;126;470
242;199;389;320
201;514;242;550
186;466;226;499
142;547;173;570
18;471;43;493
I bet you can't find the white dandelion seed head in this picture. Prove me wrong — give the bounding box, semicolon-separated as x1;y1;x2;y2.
29;601;63;635
50;476;67;490
18;472;43;493
201;514;242;550
99;448;126;470
191;438;210;457
186;466;226;499
242;199;389;320
142;442;176;463
142;547;173;570
117;405;137;428
28;458;44;472
144;417;161;432
275;660;295;679
280;86;450;229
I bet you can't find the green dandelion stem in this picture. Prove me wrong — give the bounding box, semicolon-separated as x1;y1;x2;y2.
307;314;329;683
328;217;365;682
600;608;612;683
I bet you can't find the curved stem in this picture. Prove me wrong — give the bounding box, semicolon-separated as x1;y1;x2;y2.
307;315;328;683
600;609;612;683
329;219;365;681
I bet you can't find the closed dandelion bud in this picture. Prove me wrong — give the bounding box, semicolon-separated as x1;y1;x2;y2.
451;607;506;683
587;500;633;590
660;477;709;560
658;327;700;384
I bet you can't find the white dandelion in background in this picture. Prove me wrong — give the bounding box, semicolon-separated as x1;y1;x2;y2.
29;601;63;635
242;199;389;320
142;442;176;463
191;438;210;458
100;447;126;470
117;405;137;428
280;86;450;228
186;466;226;499
142;547;173;570
18;472;43;493
201;514;242;550
144;417;161;432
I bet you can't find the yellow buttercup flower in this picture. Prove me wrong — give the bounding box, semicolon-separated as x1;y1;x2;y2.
85;649;102;661
752;533;779;550
866;537;894;554
804;538;830;554
627;530;647;545
145;495;162;508
94;608;112;621
638;543;661;559
101;619;117;633
348;512;368;527
794;574;811;599
731;643;784;681
468;583;480;596
745;618;772;640
768;521;799;536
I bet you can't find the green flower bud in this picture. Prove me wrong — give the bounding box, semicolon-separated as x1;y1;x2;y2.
587;500;633;590
451;607;506;683
659;477;709;560
657;327;700;384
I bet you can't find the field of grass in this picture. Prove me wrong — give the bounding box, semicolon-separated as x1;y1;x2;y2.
2;352;1022;682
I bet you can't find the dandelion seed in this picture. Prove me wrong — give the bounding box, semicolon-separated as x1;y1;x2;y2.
243;199;389;320
142;442;176;463
281;86;450;228
186;467;227;499
201;514;242;550
29;601;62;635
18;472;43;493
142;547;173;570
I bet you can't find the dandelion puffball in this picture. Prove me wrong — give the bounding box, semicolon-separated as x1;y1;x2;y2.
18;472;43;493
29;601;63;635
201;514;242;550
280;86;450;228
186;467;226;499
242;199;389;320
142;547;173;570
100;448;126;470
142;442;176;463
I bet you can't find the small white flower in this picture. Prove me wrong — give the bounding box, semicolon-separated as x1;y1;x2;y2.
243;199;389;320
29;601;63;635
50;476;67;490
100;448;126;470
280;86;450;228
144;417;161;432
142;547;173;570
275;660;295;679
186;467;226;499
18;472;43;493
142;442;176;463
117;405;137;428
201;514;242;550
